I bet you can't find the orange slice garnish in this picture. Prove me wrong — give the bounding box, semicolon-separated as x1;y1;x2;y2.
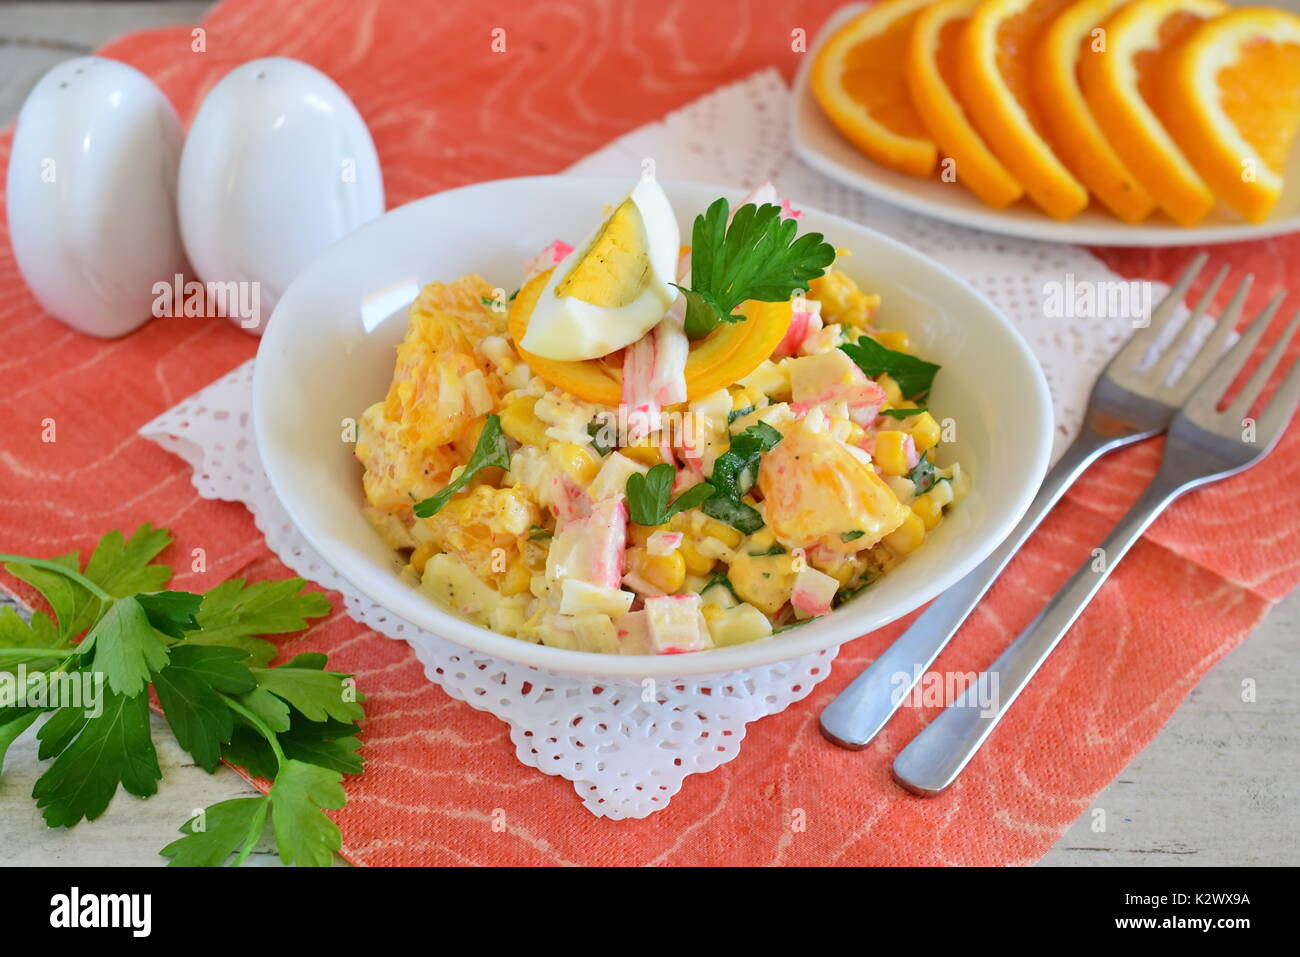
906;0;1025;207
812;0;939;178
508;271;791;405
1160;7;1300;223
959;0;1090;219
1035;0;1157;222
1078;0;1227;226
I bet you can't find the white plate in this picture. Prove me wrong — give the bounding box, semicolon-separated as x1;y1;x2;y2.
254;174;1052;679
791;4;1300;247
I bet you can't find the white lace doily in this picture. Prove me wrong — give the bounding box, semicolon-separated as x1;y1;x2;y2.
139;70;1151;819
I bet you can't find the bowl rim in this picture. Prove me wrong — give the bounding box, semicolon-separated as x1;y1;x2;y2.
254;173;1053;679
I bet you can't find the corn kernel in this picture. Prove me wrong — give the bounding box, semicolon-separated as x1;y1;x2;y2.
877;373;903;406
620;441;664;467
874;430;913;476
701;520;743;549
845;422;866;447
678;536;717;575
500;395;549;447
629;522;668;546
911;493;944;531
883;511;925;555
904;411;941;453
499;555;532;596
874;330;911;353
626;546;687;594
409;542;436;576
550;442;599;486
701;602;724;625
730;386;765;412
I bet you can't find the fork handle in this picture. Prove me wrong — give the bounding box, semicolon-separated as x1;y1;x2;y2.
820;428;1124;750
891;475;1188;795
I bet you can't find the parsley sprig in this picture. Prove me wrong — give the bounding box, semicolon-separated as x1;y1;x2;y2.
695;422;784;535
413;414;510;518
626;463;714;526
841;335;941;401
678;198;836;340
0;524;362;867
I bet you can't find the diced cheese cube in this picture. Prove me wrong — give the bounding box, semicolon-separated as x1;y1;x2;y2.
558;578;635;617
706;603;774;647
489;603;528;637
790;566;840;620
739;359;790;398
643;594;713;653
422;553;500;626
690;387;731;419
699;579;738;610
571;614;620;654
587;451;649;502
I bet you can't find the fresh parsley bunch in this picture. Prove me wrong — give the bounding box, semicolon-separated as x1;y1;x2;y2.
0;524;363;867
678;198;836;340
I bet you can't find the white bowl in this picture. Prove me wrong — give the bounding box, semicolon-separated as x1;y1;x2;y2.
254;175;1052;679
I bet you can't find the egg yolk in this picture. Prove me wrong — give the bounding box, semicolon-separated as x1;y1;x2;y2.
554;198;652;308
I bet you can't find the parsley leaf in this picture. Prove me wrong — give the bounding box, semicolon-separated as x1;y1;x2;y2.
0;710;40;774
626;463;716;526
908;451;939;495
841;335;941;400
413;414;510;518
136;590;203;639
879;407;927;420
679;198;835;340
269;760;345;867
251;653;364;725
587;419;615;456
181;578;331;667
698;422;783;534
78;596;170;697
153;646;256;773
160;797;270;867
840;530;866;542
0;604;66;671
32;689;162;827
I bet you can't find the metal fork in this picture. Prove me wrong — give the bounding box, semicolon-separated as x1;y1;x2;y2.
893;296;1300;795
821;254;1257;749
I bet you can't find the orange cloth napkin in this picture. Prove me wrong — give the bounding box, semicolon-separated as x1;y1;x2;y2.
1;0;1295;865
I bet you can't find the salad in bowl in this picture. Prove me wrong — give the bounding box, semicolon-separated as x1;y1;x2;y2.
354;179;968;656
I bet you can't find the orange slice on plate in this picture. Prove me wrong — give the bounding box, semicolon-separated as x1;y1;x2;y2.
1078;0;1227;226
1160;7;1300;223
1035;0;1157;222
811;0;939;178
906;0;1025;207
958;0;1090;219
508;270;792;404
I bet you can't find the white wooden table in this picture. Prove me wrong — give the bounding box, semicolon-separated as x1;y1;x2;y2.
1;0;1297;867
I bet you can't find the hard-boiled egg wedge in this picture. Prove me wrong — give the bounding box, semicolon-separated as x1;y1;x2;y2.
519;178;680;361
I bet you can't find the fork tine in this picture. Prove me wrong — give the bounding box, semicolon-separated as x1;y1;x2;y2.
1113;252;1208;368
1256;328;1300;442
1148;264;1229;384
1185;291;1285;417
1226;309;1300;424
1175;275;1256;389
